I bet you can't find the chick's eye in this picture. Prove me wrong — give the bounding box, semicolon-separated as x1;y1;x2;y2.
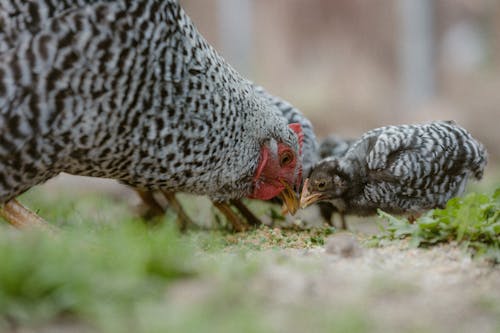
279;151;293;167
317;181;327;190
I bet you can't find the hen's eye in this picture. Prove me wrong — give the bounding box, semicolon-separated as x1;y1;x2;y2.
280;151;293;167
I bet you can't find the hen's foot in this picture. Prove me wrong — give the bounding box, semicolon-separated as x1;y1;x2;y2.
213;202;246;232
135;190;166;222
160;190;193;232
0;199;54;231
230;199;262;227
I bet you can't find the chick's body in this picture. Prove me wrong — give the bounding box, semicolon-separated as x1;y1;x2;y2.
316;135;355;226
0;0;300;206
318;135;355;160
304;121;488;216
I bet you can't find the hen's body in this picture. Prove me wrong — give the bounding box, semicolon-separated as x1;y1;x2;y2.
304;121;487;217
0;0;299;206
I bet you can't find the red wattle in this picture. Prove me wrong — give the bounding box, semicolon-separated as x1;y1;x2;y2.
249;182;284;200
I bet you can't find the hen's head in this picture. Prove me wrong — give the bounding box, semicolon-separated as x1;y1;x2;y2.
249;123;303;214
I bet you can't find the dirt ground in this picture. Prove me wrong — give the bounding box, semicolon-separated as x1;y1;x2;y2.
162;228;500;333
239;244;499;332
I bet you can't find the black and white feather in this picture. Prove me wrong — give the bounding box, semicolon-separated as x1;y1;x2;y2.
304;121;488;217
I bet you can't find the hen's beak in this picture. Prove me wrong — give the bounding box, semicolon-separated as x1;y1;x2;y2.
278;180;299;215
300;178;323;208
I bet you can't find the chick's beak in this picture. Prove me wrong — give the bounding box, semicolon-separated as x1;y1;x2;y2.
300;178;323;208
278;180;299;215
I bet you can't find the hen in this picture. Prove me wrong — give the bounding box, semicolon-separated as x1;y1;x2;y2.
301;121;488;226
0;0;303;229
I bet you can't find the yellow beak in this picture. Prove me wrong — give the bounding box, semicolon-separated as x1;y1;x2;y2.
278;180;299;216
300;178;324;208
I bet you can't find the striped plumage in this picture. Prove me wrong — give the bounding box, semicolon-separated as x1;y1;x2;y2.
302;121;488;218
0;0;303;220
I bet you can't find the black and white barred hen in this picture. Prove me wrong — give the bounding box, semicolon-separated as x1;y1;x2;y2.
0;0;303;229
301;121;488;226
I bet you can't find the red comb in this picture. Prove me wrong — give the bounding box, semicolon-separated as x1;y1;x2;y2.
288;123;303;150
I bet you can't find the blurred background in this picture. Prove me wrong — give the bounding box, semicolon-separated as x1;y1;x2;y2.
183;0;500;164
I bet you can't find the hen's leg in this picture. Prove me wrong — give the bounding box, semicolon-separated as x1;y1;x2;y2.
135;190;166;220
0;199;53;230
213;202;246;232
159;190;192;232
230;199;262;226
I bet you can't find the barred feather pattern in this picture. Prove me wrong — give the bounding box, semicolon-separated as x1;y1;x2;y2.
312;121;488;215
0;0;299;204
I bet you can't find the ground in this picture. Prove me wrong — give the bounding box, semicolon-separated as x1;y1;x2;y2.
1;174;499;333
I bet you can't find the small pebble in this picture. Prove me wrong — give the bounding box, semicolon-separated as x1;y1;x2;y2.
325;233;362;258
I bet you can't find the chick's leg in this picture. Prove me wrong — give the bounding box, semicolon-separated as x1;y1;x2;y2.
213;202;246;232
318;202;335;226
339;213;347;230
0;199;53;230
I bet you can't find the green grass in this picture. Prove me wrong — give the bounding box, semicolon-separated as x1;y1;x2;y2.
0;221;197;330
0;218;366;333
0;190;348;333
372;188;500;263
